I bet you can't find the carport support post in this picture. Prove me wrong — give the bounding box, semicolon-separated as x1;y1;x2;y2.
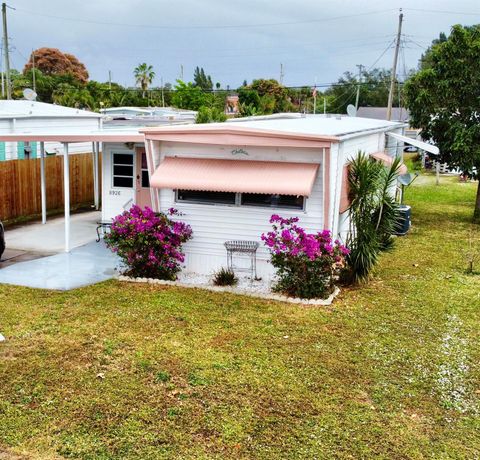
40;141;47;224
93;142;99;210
63;142;71;253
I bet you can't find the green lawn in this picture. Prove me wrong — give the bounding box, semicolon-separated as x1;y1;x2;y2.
1;175;479;459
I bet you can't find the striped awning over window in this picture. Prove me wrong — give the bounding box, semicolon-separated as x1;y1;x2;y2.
150;157;320;196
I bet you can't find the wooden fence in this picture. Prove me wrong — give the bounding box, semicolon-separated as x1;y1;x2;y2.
0;153;101;223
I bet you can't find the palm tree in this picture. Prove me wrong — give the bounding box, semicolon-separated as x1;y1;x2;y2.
134;63;155;98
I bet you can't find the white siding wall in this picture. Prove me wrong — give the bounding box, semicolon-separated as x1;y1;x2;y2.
151;142;326;278
101;142;140;221
0;117;100;160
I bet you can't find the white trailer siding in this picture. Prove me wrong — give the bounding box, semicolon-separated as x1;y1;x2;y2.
151;142;327;277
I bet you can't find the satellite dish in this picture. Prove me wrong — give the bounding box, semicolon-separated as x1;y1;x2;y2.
398;172;419;205
23;88;37;101
346;104;357;117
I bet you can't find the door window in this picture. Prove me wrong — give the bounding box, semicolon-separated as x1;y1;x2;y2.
141;153;149;187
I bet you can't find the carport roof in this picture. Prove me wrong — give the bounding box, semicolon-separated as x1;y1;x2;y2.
0;129;143;143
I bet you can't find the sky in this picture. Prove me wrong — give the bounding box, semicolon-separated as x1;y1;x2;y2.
4;0;480;89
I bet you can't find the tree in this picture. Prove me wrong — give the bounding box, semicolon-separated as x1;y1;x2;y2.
250;79;288;102
134;63;155;98
23;48;89;83
195;106;227;124
404;24;480;220
326;68;401;114
193;66;213;91
171;80;213;110
237;79;290;115
419;32;447;70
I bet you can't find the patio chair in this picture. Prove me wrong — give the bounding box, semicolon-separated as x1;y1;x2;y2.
96;220;113;242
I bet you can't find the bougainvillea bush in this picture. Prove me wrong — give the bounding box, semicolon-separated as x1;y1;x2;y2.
105;206;192;280
261;215;349;299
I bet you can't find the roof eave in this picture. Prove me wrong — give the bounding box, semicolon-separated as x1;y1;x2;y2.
141;124;340;148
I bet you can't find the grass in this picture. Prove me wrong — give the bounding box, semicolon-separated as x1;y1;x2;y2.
0;175;479;459
403;151;422;172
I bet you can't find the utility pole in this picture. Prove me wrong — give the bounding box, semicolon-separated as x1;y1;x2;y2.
1;39;4;97
180;64;184;81
2;2;11;99
386;9;403;121
354;64;363;111
32;49;36;93
108;70;112;89
279;63;284;84
323;97;326;114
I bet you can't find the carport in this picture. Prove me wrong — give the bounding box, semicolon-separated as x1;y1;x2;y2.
0;130;143;252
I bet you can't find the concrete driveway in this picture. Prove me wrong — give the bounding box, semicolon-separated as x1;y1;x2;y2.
0;211;120;290
0;241;119;290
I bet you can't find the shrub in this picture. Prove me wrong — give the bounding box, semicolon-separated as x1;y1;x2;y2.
344;152;401;284
105;205;192;280
212;267;238;286
262;215;349;299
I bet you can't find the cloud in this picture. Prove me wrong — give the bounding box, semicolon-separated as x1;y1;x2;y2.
7;0;479;88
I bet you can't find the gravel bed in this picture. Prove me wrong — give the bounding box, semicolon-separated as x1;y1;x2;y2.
117;272;340;306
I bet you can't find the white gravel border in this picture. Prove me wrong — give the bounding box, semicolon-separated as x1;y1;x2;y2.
117;275;340;306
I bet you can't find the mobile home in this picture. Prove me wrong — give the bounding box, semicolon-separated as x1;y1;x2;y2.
134;114;409;278
2;114;426;276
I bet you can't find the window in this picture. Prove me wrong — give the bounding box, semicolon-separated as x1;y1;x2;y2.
241;193;304;210
141;153;150;188
24;142;32;160
177;190;236;205
176;190;305;209
113;153;134;188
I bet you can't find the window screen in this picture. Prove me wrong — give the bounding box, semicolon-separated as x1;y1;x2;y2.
241;193;304;209
177;190;236;205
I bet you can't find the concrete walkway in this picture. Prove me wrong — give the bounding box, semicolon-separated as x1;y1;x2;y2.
5;211;102;253
0;241;119;290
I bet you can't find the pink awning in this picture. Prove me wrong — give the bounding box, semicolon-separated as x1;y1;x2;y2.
370;152;408;175
151;157;319;196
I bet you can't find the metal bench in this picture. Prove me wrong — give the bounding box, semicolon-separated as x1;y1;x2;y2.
224;240;259;279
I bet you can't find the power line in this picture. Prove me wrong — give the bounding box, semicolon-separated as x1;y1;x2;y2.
403;7;480;16
404;38;428;50
14;7;396;30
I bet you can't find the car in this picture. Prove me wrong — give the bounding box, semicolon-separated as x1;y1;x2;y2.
0;219;5;260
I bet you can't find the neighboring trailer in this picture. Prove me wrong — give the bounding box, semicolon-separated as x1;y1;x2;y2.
0;100;101;161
